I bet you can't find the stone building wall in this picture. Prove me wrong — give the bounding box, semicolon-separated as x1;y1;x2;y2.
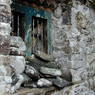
52;1;72;81
0;0;26;95
0;0;12;95
52;0;95;83
70;0;95;83
0;0;95;94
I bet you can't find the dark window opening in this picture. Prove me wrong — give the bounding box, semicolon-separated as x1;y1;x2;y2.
11;11;25;41
62;7;71;25
32;16;48;54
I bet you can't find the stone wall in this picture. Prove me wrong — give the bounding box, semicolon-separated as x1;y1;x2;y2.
70;0;95;83
52;1;72;81
0;0;95;94
52;0;95;94
0;0;12;95
0;0;27;94
52;0;95;83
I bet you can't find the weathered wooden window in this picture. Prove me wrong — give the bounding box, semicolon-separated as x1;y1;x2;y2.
11;11;25;40
31;16;48;54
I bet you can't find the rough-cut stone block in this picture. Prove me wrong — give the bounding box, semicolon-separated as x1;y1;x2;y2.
0;76;12;84
61;67;72;81
0;13;11;24
0;54;25;90
88;0;95;5
0;22;11;36
0;35;10;55
0;65;8;76
34;51;54;62
0;0;11;5
0;55;10;65
49;77;71;88
71;67;88;83
40;67;62;76
12;87;55;95
0;55;25;75
51;84;95;95
25;65;40;79
10;56;26;74
0;5;11;23
71;53;95;83
0;83;11;95
26;55;58;70
37;78;52;87
53;4;62;18
86;53;95;65
76;11;87;29
10;36;26;52
71;54;86;69
0;4;11;13
9;47;25;56
70;84;95;95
